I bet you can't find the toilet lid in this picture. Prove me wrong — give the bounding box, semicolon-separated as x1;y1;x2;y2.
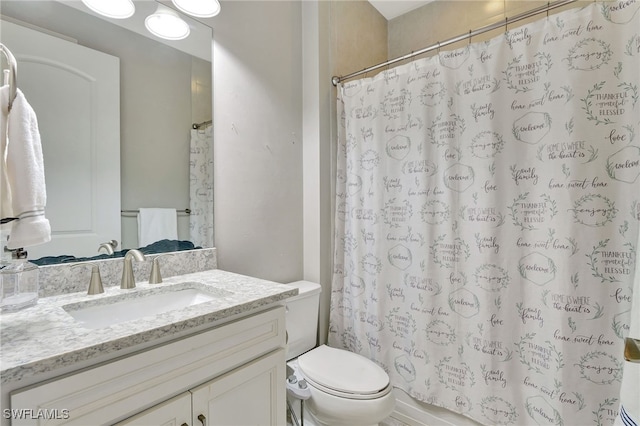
297;345;389;397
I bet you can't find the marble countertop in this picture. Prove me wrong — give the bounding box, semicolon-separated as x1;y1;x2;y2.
0;269;297;385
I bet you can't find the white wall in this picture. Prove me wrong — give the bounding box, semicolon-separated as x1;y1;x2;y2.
211;0;387;343
301;0;334;345
207;1;304;283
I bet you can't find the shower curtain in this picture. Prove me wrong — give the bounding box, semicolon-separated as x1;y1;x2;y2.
189;126;213;247
329;2;640;425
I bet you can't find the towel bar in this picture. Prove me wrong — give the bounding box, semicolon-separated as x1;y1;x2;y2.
120;209;191;215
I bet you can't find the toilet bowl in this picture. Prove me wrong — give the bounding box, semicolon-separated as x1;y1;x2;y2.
284;281;395;426
293;345;395;426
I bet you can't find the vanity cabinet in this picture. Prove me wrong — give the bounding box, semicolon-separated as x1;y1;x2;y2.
10;306;286;426
117;349;285;426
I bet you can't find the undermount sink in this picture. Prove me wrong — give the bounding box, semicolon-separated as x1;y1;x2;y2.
63;283;229;329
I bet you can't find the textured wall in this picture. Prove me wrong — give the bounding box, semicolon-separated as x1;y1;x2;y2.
331;0;388;77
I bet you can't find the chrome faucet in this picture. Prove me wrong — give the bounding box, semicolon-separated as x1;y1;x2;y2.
98;239;118;255
98;243;114;255
121;249;146;289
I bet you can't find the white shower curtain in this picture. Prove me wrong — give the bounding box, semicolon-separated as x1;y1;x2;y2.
189;126;213;247
329;2;640;425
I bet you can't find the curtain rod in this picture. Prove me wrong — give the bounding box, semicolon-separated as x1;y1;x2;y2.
331;0;579;86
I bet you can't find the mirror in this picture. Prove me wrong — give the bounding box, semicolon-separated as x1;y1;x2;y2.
0;0;213;263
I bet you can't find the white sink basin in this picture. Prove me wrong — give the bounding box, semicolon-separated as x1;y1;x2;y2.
63;284;227;329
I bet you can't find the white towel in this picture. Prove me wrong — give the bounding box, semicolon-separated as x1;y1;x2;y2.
615;227;640;426
137;208;177;247
1;86;51;249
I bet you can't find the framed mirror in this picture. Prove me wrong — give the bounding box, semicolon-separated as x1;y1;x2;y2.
0;0;213;263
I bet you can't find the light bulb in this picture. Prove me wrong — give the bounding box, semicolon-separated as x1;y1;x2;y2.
171;0;221;18
145;6;191;41
81;0;135;19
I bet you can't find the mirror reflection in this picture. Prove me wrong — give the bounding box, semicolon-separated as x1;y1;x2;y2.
0;0;213;264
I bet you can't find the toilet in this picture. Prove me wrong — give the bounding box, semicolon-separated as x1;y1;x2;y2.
285;281;395;426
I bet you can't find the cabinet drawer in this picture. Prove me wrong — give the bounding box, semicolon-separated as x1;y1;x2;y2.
11;306;285;425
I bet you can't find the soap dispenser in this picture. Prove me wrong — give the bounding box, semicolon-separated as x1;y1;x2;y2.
1;246;39;312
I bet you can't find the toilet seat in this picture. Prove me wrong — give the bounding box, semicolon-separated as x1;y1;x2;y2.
297;345;391;400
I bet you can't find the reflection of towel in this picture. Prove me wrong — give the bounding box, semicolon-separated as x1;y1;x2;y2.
137;208;177;247
615;228;640;426
1;86;51;248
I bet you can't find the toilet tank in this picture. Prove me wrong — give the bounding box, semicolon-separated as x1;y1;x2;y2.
285;280;322;360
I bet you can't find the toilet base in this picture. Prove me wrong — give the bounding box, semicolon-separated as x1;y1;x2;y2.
287;395;316;426
287;396;380;426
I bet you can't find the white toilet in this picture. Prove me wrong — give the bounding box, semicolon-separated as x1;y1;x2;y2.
285;281;395;426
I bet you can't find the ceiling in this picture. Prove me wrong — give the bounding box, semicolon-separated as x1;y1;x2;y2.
368;0;434;20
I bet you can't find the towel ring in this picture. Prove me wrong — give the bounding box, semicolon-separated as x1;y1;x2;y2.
0;43;17;112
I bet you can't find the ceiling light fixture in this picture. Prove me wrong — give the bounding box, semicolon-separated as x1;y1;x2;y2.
145;5;191;41
80;0;135;19
171;0;221;18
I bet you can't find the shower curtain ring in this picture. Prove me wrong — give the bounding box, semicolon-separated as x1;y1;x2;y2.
468;30;472;45
437;41;441;54
504;17;509;33
547;2;550;18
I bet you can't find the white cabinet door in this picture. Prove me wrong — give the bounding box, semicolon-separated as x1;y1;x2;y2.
0;19;120;259
191;349;286;426
115;393;191;426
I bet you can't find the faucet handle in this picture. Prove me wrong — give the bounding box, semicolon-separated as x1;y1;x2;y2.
73;262;104;295
87;264;105;295
149;256;164;284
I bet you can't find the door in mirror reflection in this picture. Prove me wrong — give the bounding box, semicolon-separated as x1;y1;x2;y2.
2;20;121;259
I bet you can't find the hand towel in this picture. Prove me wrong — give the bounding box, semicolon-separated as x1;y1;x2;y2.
137;208;177;247
615;228;640;426
1;86;51;248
